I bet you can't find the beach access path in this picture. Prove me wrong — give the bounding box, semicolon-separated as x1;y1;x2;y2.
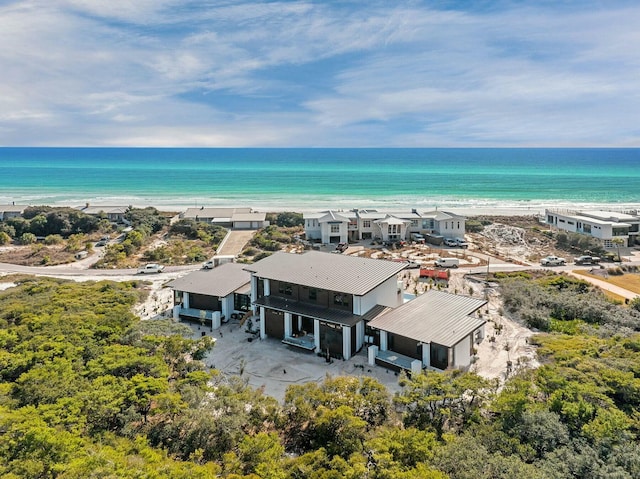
216;229;256;256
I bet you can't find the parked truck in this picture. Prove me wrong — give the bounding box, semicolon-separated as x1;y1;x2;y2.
574;255;601;265
540;255;566;266
434;257;459;268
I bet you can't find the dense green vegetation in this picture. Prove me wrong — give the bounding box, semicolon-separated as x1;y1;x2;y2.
1;273;639;477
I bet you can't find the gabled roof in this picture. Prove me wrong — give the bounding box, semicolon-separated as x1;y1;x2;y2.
368;290;486;347
374;215;410;225
421;210;466;221
318;211;350;223
79;206;128;215
244;251;406;296
166;263;250;297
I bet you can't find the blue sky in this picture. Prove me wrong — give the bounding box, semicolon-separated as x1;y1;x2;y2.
0;0;638;147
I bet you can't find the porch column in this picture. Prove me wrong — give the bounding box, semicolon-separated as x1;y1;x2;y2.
183;292;190;309
342;325;351;360
284;312;292;338
380;331;388;351
422;343;431;368
356;321;364;352
259;307;266;340
448;347;454;369
264;279;271;296
250;276;257;304
314;319;320;351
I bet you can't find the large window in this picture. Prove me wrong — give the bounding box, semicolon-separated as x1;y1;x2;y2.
430;343;449;370
234;293;251;311
309;288;317;301
330;224;340;233
278;282;293;295
333;293;347;306
363;220;371;228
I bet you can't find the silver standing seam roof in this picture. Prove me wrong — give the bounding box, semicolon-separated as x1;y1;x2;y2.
368;289;486;347
166;262;251;297
243;251;406;296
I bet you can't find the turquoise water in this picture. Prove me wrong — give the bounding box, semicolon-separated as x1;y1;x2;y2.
1;148;638;211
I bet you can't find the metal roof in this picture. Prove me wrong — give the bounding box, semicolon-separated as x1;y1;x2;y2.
244;251;406;296
374;215;410;225
318;211;350;223
231;212;266;222
0;205;29;213
368;290;486;347
166;263;251;297
182;207;252;219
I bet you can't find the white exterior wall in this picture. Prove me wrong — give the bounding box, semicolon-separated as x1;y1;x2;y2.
305;218;322;240
453;336;472;368
437;218;465;238
221;294;234;319
357;275;402;314
320;221;348;243
546;211;628;246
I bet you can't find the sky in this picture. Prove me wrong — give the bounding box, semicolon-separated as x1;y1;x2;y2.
0;0;639;147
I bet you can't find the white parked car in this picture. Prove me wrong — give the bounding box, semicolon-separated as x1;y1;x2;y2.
454;237;469;248
443;238;458;247
138;263;165;274
540;255;566;266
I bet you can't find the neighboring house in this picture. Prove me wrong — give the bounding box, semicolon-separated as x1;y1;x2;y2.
244;251;406;360
78;205;129;223
167;263;252;329
182;207;268;229
303;210;350;244
0;205;28;221
367;290;487;372
304;208;467;243
546;209;639;248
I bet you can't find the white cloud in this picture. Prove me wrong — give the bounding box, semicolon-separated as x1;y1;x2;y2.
0;1;638;146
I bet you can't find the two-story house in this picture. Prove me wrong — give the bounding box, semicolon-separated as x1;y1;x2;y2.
304;208;467;244
244;251;406;360
546;209;639;248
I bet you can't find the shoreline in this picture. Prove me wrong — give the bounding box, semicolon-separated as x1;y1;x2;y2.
4;195;640;218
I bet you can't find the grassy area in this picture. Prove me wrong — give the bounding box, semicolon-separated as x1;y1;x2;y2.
574;269;640;295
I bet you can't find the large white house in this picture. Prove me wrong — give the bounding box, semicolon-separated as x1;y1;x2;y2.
545;209;640;248
303;209;466;244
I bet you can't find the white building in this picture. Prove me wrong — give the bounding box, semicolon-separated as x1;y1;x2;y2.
546;209;639;248
303;208;466;244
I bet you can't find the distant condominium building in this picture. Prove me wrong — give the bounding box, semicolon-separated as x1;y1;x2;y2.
303;208;466;244
545;209;640;248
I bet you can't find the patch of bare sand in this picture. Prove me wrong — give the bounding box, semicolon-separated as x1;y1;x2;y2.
184;320;402;402
447;272;539;383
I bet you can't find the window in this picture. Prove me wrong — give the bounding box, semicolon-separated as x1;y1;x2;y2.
457;222;460;229
583;224;592;233
309;288;317;301
330;224;340;233
363;220;371;228
411;219;418;227
278;282;293;295
234;293;251;311
430;343;449;370
613;227;628;236
333;293;347;306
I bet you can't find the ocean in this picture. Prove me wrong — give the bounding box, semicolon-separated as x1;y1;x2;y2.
1;148;639;214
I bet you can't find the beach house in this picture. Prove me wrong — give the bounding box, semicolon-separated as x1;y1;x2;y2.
181;207;268;229
545;209;640;248
0;204;29;221
78;205;129;223
243;251;406;360
303;208;467;244
167;262;252;329
367;290;487;372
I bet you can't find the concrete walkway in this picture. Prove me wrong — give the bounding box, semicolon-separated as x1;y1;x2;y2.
217;229;256;256
568;270;639;301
